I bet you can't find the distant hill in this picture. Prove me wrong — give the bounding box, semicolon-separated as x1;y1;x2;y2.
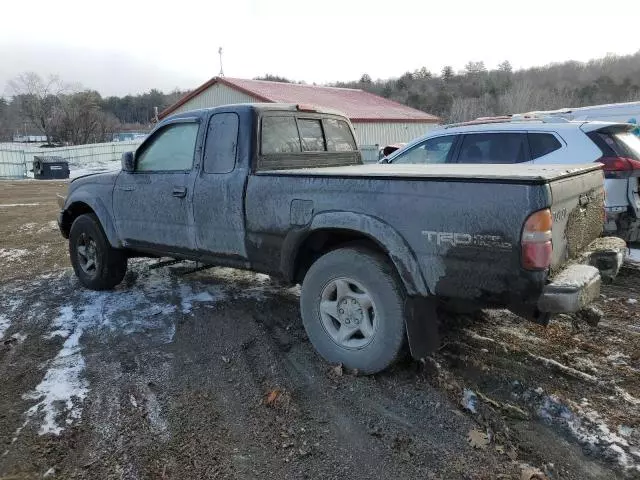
333;51;640;122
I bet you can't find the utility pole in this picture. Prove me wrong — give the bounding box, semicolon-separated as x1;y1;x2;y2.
218;47;224;77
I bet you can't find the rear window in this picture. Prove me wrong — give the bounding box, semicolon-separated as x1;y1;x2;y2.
261;116;357;155
262;117;301;154
298;119;326;152
590;130;640;160
457;133;527;164
528;133;562;160
324;119;357;152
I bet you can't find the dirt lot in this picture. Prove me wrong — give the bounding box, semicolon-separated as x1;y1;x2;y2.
1;180;639;479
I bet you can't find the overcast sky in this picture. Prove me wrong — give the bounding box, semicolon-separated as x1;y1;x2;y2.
1;0;639;97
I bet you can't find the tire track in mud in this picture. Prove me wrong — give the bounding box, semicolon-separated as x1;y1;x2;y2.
227;290;514;479
2;261;634;479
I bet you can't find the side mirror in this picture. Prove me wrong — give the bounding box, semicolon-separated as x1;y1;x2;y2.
121;151;135;172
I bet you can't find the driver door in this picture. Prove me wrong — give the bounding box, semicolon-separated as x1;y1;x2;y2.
113;119;200;252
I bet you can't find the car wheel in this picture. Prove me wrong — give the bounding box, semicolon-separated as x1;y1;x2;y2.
300;246;407;374
69;213;127;290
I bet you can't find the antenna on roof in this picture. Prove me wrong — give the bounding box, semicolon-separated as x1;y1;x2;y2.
218;47;224;77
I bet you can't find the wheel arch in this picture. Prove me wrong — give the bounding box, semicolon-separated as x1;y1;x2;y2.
61;194;119;247
283;212;429;296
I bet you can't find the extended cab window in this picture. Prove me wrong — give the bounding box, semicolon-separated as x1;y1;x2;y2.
298;119;326;152
324;119;357;152
457;133;527;164
204;113;239;173
392;135;456;164
136;123;199;171
528;133;562;159
262;117;301;154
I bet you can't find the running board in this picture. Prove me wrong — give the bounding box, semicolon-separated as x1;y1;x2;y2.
179;264;215;276
149;259;184;270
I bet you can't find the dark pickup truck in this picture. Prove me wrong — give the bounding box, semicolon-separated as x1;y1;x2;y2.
58;103;626;373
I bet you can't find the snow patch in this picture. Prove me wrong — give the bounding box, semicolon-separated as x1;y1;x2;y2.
23;307;89;435
180;284;218;314
20;267;226;436
0;248;29;262
0;315;10;340
461;389;478;413
10;332;27;344
69;162;120;180
17;222;37;233
526;391;639;472
38;220;59;233
0;203;41;207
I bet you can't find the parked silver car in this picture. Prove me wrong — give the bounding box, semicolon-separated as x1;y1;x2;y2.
382;116;640;241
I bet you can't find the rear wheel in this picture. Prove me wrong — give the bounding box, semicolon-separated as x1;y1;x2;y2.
69;213;127;290
300;247;407;374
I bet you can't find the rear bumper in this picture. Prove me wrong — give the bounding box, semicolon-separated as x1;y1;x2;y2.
537;236;626;313
538;264;601;313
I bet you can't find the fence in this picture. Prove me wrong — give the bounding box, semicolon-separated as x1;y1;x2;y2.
0;140;143;179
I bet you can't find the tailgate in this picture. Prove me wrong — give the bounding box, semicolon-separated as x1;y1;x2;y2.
549;167;605;271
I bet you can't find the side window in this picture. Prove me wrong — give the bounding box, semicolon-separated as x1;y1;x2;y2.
262;117;301;154
204;113;239;173
324;119;357;152
458;133;527;164
528;133;562;160
136;123;199;172
392;135;456;164
298;119;326;152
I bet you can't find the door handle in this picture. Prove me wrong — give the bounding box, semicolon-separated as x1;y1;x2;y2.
117;185;135;192
172;187;187;198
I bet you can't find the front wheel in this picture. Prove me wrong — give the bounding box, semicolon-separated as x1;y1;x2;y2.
69;213;127;290
300;247;407;374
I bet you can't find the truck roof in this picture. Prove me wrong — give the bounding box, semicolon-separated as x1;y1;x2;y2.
261;163;604;184
166;103;347;121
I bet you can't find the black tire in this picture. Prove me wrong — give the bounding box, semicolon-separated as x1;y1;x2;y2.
69;213;127;290
300;247;407;374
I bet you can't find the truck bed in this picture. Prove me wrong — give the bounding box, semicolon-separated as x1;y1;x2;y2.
260;163;603;184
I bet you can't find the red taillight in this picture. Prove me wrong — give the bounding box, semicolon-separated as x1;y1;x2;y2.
596;156;640;179
521;209;553;270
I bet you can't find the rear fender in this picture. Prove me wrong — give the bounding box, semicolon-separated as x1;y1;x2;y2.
306;212;429;296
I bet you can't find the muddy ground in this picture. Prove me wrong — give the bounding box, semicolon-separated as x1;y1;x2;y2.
0;180;639;479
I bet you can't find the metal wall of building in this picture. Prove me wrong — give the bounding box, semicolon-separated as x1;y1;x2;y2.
351;121;436;147
172;84;257;115
170;84;439;148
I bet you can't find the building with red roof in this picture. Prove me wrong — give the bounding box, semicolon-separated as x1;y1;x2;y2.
159;77;440;153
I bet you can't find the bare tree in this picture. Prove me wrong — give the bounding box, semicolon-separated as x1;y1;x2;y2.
497;79;577;115
53;91;119;144
448;95;494;123
7;72;70;143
